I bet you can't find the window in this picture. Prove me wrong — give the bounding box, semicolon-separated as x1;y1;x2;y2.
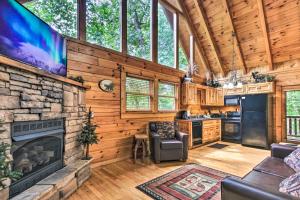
126;76;152;111
86;0;121;51
24;0;77;38
179;45;189;71
158;3;175;67
286;90;300;141
127;0;151;60
158;82;176;111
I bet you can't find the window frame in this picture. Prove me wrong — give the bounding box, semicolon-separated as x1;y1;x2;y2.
121;71;179;118
125;74;154;113
157;81;178;112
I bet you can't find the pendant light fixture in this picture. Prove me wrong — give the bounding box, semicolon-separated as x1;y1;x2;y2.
223;32;243;89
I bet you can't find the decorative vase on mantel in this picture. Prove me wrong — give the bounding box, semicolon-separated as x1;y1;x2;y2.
183;63;199;83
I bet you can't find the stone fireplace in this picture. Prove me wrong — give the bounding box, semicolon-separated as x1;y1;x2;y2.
10;119;64;197
0;62;91;200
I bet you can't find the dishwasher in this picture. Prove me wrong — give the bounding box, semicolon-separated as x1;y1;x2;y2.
192;121;202;146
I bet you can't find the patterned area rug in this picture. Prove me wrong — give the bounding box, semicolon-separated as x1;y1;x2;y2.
137;164;233;200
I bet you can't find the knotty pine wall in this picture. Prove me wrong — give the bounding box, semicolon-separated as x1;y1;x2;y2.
66;39;204;166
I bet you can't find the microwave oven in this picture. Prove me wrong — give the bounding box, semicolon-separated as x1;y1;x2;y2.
224;95;240;106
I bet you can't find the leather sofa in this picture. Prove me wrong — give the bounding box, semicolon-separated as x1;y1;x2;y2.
149;122;188;164
221;144;299;200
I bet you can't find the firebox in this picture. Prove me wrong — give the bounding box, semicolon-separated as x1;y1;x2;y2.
9;119;64;198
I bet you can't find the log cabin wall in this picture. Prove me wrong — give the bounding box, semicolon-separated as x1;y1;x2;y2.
66;39;205;166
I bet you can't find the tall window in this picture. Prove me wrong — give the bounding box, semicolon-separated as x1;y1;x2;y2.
24;0;77;38
158;4;175;68
127;0;151;60
158;82;176;111
126;76;152;111
86;0;121;51
179;45;189;71
286;90;300;141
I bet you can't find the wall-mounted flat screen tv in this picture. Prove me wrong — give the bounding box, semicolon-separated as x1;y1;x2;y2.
0;0;67;76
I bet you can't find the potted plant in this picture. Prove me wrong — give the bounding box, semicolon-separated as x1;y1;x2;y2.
77;107;99;160
183;63;199;82
0;142;22;199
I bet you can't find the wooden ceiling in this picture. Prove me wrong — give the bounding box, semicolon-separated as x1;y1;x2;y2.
172;0;300;77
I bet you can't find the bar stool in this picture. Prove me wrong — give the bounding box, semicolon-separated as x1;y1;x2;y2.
133;134;148;163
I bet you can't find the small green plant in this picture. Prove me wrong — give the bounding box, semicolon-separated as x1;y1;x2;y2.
77;107;99;160
0;143;22;189
69;76;85;84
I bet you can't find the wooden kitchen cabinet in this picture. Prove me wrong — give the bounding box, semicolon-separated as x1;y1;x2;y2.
182;83;198;105
201;88;224;106
224;82;274;96
224;86;246;96
245;82;274;94
177;119;221;149
177;120;193;149
202;120;221;143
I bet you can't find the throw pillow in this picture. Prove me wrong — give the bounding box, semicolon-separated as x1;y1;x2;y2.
279;171;300;197
155;122;175;139
284;148;300;172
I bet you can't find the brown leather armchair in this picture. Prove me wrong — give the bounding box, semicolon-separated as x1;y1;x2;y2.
149;122;188;164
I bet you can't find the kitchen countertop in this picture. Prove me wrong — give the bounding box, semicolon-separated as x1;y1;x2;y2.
177;118;222;121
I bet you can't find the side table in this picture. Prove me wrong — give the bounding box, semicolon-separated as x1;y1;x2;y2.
133;134;148;163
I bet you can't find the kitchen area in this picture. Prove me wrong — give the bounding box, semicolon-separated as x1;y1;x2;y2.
178;81;275;150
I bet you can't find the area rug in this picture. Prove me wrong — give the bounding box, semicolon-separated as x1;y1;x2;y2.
208;143;229;149
137;164;233;200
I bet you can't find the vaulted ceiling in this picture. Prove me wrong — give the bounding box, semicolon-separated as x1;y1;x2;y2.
19;0;300;78
171;0;300;77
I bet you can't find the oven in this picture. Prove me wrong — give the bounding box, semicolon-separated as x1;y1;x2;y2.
222;112;241;143
222;120;241;141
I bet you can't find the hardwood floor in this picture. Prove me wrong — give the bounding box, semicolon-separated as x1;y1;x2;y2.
68;142;269;200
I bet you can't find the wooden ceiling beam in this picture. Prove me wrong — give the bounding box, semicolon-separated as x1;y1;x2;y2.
192;0;225;77
221;0;247;74
177;0;211;73
257;0;273;71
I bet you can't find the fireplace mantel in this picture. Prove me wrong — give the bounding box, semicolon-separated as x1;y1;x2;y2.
0;60;90;199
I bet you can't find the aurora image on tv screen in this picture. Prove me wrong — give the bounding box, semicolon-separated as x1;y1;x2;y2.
0;0;67;76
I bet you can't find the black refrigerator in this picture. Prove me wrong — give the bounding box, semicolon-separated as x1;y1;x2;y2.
241;94;272;149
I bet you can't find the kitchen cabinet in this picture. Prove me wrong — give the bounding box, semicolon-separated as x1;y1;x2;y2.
245;82;274;94
224;86;245;96
224;82;274;96
177;119;221;149
182;83;198;105
202;120;221;143
177;120;193;149
202;88;224;106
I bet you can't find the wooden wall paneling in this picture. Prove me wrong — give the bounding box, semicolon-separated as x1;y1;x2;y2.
192;0;225;76
221;0;247;74
67;40;185;165
257;0;273;70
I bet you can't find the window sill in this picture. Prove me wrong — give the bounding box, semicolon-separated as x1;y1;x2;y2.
121;111;177;119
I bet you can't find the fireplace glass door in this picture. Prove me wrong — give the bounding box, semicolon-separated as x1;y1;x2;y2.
10;119;64;198
12;136;62;179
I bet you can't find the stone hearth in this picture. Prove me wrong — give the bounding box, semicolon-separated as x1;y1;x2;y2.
0;63;90;199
